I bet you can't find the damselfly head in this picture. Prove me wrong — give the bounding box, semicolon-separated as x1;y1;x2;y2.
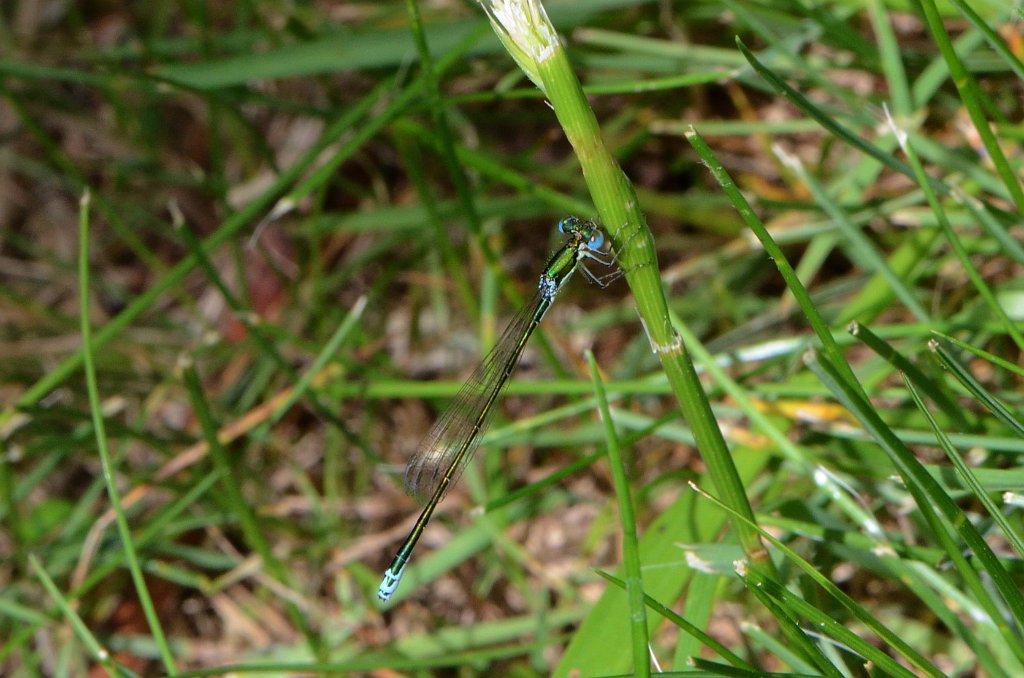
557;216;604;248
557;215;582;235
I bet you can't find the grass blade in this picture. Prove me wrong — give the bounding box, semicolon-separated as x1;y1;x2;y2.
905;376;1024;559
929;339;1024;437
806;350;1024;662
586;350;649;678
79;191;177;673
849;321;975;432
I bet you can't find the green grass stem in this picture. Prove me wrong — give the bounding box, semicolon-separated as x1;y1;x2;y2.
586;350;649;678
917;0;1024;214
29;555;124;678
686;128;860;391
481;0;770;579
79;191;177;674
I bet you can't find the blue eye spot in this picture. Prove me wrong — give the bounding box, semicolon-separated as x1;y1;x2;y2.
558;217;575;234
589;230;605;250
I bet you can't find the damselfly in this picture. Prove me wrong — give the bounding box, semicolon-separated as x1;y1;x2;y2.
378;216;616;601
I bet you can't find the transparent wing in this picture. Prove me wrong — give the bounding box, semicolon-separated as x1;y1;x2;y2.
403;290;549;504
